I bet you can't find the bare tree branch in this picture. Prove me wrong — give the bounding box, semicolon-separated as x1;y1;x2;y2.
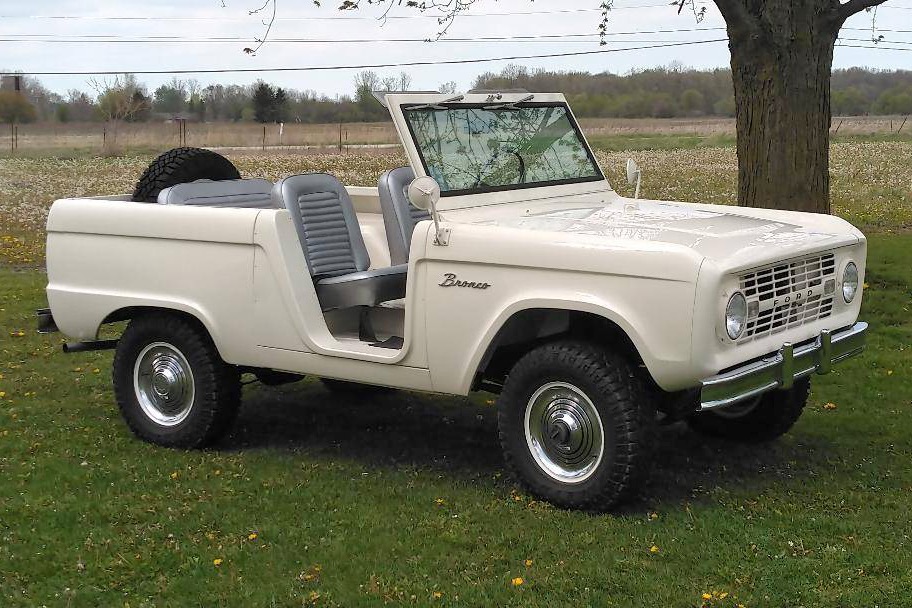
837;0;889;22
244;0;277;55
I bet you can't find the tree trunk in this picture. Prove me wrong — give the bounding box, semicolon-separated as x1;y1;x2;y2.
724;2;841;214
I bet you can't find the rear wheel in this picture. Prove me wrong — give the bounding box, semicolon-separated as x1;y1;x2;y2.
497;341;655;510
687;378;810;442
113;313;241;448
131;147;240;203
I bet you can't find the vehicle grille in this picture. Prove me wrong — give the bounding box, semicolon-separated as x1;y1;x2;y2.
738;252;836;342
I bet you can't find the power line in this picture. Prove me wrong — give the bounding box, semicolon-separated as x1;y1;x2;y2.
0;5;684;22
840;37;912;45
0;27;730;44
837;43;912;51
1;38;729;77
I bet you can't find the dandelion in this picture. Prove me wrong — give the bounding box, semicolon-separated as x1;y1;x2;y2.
702;592;712;600
648;512;659;521
0;392;6;399
432;591;443;599
248;532;258;541
524;559;533;567
649;545;660;554
511;577;524;587
213;558;223;566
169;471;179;479
434;497;445;506
823;402;838;410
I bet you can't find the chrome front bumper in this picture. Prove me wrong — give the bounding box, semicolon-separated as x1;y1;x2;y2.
700;322;868;411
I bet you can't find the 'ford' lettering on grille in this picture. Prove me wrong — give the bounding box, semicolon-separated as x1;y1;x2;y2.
761;284;826;312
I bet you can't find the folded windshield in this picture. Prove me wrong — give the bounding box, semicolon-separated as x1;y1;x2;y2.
402;103;603;196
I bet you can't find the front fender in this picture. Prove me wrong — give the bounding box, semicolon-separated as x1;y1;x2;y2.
421;262;701;395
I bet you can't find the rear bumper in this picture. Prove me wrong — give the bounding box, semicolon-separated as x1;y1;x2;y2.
700;322;868;411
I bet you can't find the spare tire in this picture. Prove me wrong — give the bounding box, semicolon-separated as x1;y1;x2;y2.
131;147;241;203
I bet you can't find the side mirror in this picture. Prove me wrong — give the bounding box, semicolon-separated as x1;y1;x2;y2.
407;176;441;211
625;158;642;199
407;176;449;246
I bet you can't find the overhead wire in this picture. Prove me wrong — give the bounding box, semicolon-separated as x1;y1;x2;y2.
1;38;730;76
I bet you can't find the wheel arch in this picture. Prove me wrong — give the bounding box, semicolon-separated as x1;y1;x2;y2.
470;302;654;393
102;304;222;355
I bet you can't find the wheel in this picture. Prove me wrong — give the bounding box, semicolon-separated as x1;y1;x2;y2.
113;313;241;448
497;340;656;510
131;147;241;203
687;378;810;442
320;378;394;395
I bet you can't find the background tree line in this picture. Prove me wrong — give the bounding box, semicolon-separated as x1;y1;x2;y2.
1;65;909;126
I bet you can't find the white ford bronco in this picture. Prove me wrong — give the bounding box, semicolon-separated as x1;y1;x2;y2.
39;92;868;510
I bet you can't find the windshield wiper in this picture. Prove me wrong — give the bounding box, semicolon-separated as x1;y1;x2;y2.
483;94;535;111
408;95;465;111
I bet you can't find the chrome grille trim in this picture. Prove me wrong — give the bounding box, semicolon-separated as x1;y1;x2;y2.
738;253;836;342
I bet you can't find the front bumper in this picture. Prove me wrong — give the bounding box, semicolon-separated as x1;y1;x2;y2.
700;322;868;411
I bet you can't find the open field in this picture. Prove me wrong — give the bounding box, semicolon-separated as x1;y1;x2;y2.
1;138;911;606
1;115;908;157
2;139;911;267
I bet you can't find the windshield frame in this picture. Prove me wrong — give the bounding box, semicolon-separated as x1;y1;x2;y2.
400;101;605;198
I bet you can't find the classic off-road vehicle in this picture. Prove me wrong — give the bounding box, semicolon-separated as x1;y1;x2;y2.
39;92;867;509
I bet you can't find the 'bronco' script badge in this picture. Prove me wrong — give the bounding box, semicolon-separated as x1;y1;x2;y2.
439;273;491;290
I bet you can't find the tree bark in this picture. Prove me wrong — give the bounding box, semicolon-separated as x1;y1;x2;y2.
721;1;842;214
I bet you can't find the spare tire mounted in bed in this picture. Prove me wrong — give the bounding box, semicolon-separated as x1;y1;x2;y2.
131;147;241;203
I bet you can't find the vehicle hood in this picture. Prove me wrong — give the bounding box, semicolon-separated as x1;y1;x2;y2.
453;196;862;270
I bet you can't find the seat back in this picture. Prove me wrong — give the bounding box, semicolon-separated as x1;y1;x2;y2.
157;178;275;208
378;167;430;265
272;173;371;278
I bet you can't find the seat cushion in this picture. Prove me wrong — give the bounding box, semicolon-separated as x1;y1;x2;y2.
273;173;371;278
316;264;408;311
157;179;275;208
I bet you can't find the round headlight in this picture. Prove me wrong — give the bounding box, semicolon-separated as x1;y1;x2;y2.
842;262;859;303
725;292;748;340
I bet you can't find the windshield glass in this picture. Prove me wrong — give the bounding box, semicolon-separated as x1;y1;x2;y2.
402;103;603;196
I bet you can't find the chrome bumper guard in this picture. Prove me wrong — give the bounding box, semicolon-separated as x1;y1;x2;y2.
700;322;868;411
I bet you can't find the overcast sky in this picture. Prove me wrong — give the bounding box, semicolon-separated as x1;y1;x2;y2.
1;0;909;97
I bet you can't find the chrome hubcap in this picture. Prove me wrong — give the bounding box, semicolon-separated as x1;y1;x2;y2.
133;342;195;426
524;382;604;484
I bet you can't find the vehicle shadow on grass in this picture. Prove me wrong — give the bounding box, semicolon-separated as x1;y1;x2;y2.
221;380;828;511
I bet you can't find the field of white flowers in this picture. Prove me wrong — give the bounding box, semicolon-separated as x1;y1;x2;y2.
1;142;910;266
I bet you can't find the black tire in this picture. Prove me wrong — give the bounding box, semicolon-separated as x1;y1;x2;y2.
497;340;656;510
131;147;241;203
687;378;810;442
113;313;241;448
320;378;395;396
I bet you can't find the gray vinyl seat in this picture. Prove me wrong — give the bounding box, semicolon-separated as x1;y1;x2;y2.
272;173;408;311
378;167;431;265
157;178;275;208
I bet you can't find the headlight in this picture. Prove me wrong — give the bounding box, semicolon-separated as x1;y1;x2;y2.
842;262;859;303
725;292;748;340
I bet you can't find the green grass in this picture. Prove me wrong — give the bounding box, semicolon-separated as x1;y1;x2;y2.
1;234;910;607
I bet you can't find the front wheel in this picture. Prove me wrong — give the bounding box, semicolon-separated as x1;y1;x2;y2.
113;313;241;448
497;341;655;510
687;378;810;442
